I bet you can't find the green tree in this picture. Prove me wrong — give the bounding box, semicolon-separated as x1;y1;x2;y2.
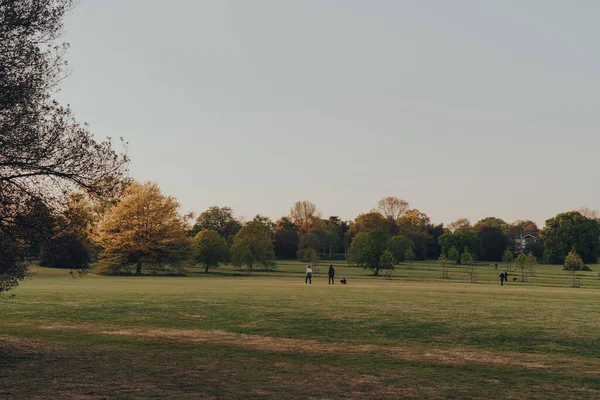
193;230;229;273
347;230;388;276
447;218;472;233
386;235;414;262
515;251;528;279
448;246;459;266
438;232;482;259
231;221;276;274
273;217;299;259
404;247;416;269
190;206;241;243
541;211;600;264
526;252;537;276
379;249;396;272
502;247;514;271
563;248;584;271
473;217;509;233
96;182;189;276
477;225;510;261
461;247;475;267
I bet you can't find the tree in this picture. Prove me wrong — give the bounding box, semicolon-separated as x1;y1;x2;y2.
515;251;529;281
563;248;584;271
0;0;128;294
231;221;276;274
502;247;514;271
39;193;97;270
96;182;188;275
404;247;416;269
298;247;320;271
507;220;539;236
193;230;229;273
448;247;459;266
347;230;388;276
460;247;475;267
447;218;472;233
379;250;396;272
350;212;391;235
386;235;414;262
190;206;241;243
526;252;537;276
438;232;482;259
377;197;409;220
473;217;508;233
289;201;321;233
578;207;599;220
541;211;600;264
274;217;299;259
397;209;431;235
477;226;510;261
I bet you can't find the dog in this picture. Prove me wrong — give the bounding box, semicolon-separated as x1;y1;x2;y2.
340;278;347;285
512;277;518;282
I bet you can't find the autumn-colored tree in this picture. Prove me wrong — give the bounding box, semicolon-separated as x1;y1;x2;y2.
289;201;321;233
447;218;472;234
377;197;409;220
351;212;390;235
473;217;508;233
397;209;430;234
96;182;189;275
193;230;229;273
577;207;599;220
230;221;276;274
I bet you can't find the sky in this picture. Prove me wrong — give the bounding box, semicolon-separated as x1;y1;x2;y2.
57;0;600;226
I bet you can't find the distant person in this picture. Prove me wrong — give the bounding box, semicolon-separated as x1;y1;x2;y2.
499;272;505;286
328;264;335;284
305;265;313;284
495;263;498;270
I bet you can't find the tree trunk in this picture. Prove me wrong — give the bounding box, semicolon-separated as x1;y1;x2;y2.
375;266;379;276
205;264;209;273
136;261;142;276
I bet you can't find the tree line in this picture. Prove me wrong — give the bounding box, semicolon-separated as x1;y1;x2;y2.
13;184;600;278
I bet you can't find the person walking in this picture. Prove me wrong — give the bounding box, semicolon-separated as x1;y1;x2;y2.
305;265;313;284
328;264;335;285
499;271;505;286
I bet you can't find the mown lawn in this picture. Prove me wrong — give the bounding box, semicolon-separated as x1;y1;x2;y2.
1;261;599;399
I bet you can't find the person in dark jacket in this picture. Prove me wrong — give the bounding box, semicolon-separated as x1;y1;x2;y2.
499;272;505;286
328;264;335;285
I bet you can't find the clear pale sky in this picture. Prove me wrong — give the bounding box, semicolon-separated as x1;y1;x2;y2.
57;0;600;226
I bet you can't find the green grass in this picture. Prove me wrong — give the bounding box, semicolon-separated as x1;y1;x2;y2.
2;260;600;399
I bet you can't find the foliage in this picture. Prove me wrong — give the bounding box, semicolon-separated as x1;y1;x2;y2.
477;226;510;261
563;249;584;271
447;218;472;233
193;230;229;273
274;217;299;259
473;217;508;233
347;230;388;276
96;182;189;275
231;220;276;273
39;234;90;270
404;247;416;268
397;209;431;235
515;251;528;273
377;197;409;220
289;200;321;233
438;232;482;259
460;247;475;266
189;206;241;243
447;247;459;264
502;247;514;269
386;235;414;262
350;212;392;236
0;0;128;293
379;249;396;271
298;247;320;269
541;211;600;264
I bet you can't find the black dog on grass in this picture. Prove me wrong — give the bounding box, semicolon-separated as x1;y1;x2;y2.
512;277;518;282
340;278;347;285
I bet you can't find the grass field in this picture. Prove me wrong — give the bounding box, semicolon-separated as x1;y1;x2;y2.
2;261;600;399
